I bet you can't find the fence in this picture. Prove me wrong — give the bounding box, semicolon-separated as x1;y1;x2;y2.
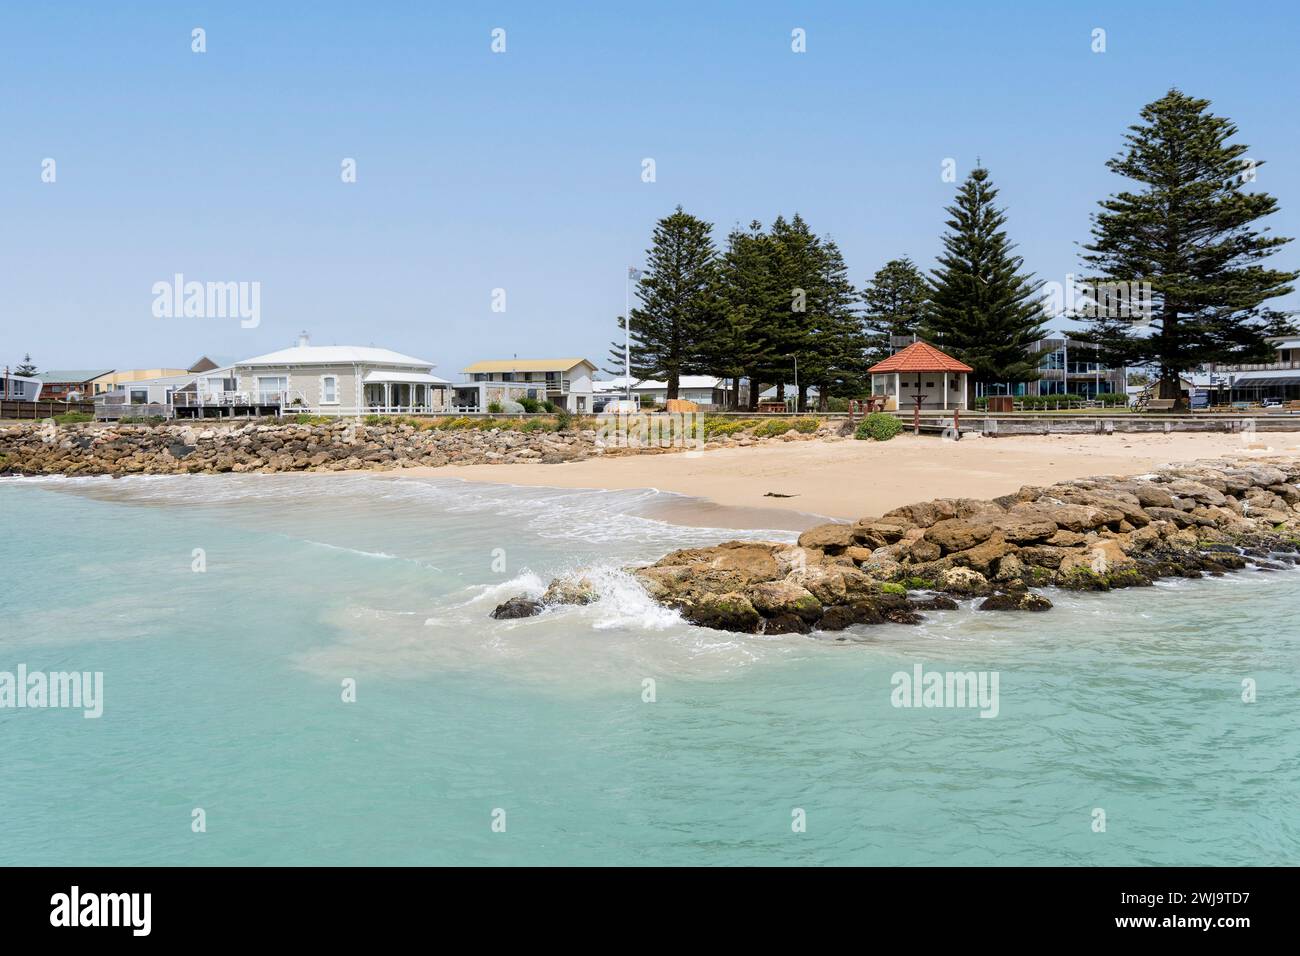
1;400;95;420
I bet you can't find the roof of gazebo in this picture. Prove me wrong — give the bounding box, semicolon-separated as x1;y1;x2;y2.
868;340;973;374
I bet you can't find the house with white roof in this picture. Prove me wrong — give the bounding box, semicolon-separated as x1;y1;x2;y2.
95;333;451;419
593;375;734;410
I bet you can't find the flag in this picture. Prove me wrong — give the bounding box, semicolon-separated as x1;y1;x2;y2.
628;267;643;280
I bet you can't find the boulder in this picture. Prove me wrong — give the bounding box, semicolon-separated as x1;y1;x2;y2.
925;519;995;554
490;596;544;619
796;522;856;553
977;592;1053;612
681;592;762;633
746;581;823;623
541;576;598;606
934;566;992;596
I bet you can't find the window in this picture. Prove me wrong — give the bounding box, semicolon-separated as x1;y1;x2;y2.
501;372;514;382
130;388;148;404
257;376;288;402
321;375;338;404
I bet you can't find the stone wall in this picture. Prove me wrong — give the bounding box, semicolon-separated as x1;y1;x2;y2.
0;420;598;476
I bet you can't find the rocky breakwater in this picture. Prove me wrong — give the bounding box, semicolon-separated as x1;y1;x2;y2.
0;420;598;475
495;457;1300;636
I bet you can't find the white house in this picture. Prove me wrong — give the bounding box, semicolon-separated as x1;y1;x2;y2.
460;358;597;412
1;372;43;402
95;333;452;419
594;375;733;410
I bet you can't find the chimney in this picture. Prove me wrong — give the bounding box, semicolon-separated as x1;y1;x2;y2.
298;330;310;348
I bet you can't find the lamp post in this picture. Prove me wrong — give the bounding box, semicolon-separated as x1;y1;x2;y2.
625;266;642;403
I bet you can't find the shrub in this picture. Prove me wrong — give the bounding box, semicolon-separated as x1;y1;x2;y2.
116;415;165;425
294;414;332;426
553;409;573;431
752;416;822;438
518;397;542;413
703;416;759;438
541;400;557;412
854;413;902;441
54;412;94;425
487;401;503;414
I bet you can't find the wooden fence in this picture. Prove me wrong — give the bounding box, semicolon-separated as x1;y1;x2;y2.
0;400;95;420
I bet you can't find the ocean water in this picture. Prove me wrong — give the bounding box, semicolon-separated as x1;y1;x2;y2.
1;473;1297;866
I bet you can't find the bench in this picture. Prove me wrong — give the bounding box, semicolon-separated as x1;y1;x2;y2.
1144;398;1177;411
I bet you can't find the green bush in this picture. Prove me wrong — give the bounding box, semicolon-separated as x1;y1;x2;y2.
518;397;542;413
703;416;759;438
293;414;332;425
54;412;94;425
752;416;823;438
553;409;572;431
117;415;165;425
854;413;902;441
541;400;557;413
487;401;503;414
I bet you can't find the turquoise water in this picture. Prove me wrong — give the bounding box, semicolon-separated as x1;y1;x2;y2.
1;473;1297;866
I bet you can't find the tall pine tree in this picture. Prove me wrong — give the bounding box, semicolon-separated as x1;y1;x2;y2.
620;206;719;399
921;167;1048;389
800;235;866;410
766;213;823;405
1073;89;1297;408
862;258;929;362
706;221;782;408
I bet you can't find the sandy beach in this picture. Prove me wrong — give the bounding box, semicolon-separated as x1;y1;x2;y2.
402;431;1300;525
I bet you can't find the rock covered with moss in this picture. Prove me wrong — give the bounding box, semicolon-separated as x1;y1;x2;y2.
498;457;1300;635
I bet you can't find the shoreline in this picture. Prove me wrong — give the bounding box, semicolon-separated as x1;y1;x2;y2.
393;431;1300;523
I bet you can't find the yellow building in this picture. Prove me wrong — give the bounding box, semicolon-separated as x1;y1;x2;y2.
92;368;188;395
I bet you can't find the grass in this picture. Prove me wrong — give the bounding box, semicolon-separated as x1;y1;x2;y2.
54;412;94;425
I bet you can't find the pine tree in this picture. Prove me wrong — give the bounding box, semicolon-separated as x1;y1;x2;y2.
921;167;1048;388
707;222;782;409
765;213;823;405
1073;89;1298;408
623;207;719;399
14;353;37;376
800;236;866;410
862;258;929;362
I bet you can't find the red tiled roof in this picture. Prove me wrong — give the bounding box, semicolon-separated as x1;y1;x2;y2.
868;341;973;374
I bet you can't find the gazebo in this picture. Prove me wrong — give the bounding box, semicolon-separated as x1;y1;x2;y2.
868;341;972;412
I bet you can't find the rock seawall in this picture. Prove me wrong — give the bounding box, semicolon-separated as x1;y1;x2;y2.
0;420;598;475
502;457;1300;636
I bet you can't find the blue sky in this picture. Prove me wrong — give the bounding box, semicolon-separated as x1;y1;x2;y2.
3;1;1298;377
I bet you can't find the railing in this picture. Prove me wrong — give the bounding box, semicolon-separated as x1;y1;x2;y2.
1205;360;1300;373
172;390;308;408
